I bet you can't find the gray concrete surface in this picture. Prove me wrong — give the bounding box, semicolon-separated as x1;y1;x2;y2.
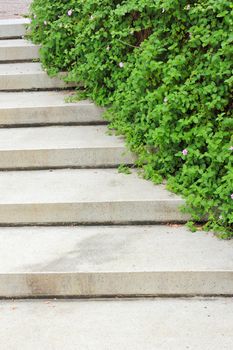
1;17;229;302
0;226;232;297
0;125;134;168
0;169;188;224
0;91;104;126
0;18;29;38
0;226;231;273
0;62;76;90
0;0;31;19
0;298;232;349
0;39;39;61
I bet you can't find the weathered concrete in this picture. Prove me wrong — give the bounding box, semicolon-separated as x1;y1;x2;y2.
0;226;232;297
0;169;189;224
0;63;76;90
1;19;224;302
0;298;233;349
0;125;134;168
2;271;233;298
0;0;31;19
0;18;29;38
0;91;104;126
1;225;232;273
0;39;39;61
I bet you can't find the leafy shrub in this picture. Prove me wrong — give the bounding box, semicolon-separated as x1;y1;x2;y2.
29;0;233;237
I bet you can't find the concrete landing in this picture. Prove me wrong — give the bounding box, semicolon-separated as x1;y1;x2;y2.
0;298;232;350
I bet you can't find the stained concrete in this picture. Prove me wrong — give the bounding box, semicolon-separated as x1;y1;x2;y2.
0;225;232;273
0;226;232;297
0;298;232;349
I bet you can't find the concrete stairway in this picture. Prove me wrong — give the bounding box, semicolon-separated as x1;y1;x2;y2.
0;18;232;299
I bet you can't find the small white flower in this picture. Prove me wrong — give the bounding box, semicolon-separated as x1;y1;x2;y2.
186;4;191;10
67;9;73;16
164;97;168;103
90;15;94;20
162;8;165;13
106;46;110;51
119;62;124;68
44;20;47;25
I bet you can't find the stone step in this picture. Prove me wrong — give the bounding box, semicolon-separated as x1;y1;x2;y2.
0;39;39;61
0;91;104;126
0;298;232;349
0;125;134;169
0;19;29;39
0;168;189;225
0;62;75;90
0;225;232;297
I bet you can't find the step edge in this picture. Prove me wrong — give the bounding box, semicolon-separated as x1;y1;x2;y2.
0;271;232;297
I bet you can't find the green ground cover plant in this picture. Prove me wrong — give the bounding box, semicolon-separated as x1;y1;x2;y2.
29;0;233;237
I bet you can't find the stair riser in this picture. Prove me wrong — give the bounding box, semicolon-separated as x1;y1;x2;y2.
0;272;232;298
0;46;39;61
0;106;105;126
0;73;75;90
0;201;189;225
0;148;134;169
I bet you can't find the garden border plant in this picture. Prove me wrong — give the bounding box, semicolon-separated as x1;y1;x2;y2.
28;0;233;237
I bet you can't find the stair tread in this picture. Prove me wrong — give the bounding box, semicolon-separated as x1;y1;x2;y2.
0;62;50;75
0;225;232;273
0;168;182;204
0;225;232;296
0;168;187;223
0;125;134;168
0;91;104;126
0;18;29;38
0;90;99;108
0;63;75;90
0;125;128;150
0;39;39;61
